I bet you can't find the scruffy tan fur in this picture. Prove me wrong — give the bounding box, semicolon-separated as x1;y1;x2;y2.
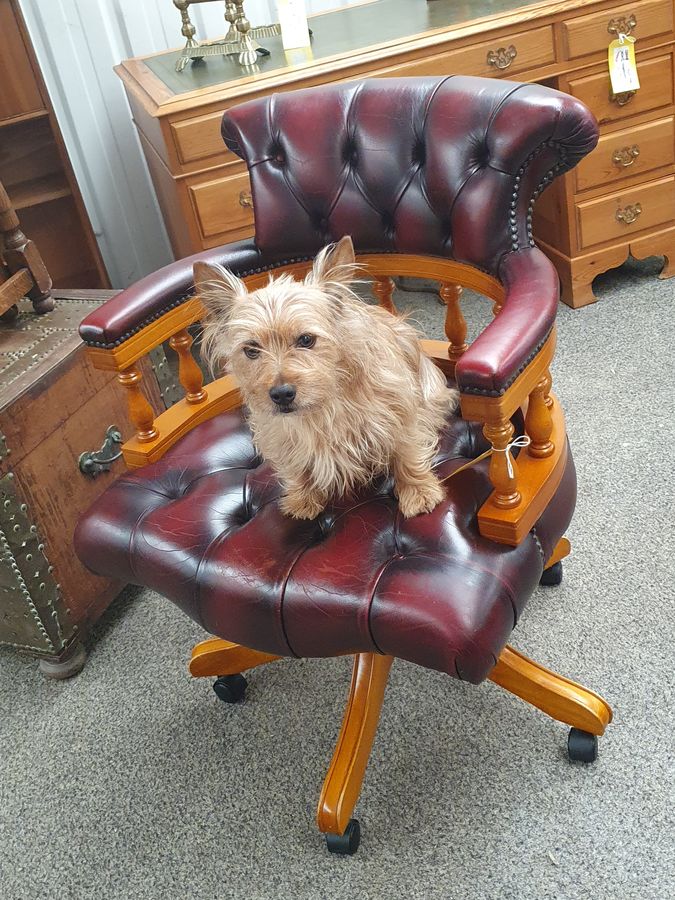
194;236;458;519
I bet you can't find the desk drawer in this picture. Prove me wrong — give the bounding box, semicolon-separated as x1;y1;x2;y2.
189;170;254;239
563;0;673;61
172;110;227;166
382;26;555;79
567;53;674;127
450;25;556;77
170;26;554;166
575;116;675;192
577;174;675;247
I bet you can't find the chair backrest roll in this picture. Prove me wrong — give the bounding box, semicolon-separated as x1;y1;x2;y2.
221;76;598;275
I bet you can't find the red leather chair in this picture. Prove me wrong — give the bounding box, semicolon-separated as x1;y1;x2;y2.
75;77;612;855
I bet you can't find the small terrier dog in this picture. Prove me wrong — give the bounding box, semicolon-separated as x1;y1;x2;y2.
195;236;458;519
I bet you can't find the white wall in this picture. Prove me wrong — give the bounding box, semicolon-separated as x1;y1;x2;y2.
18;0;354;287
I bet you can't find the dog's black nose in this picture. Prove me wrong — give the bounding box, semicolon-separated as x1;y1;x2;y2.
269;384;296;405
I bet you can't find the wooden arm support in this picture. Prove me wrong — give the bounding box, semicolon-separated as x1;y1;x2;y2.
82;256;503;470
459;329;566;545
83;255;566;543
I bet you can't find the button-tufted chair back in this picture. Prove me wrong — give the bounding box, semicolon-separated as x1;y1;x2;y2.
221;76;598;276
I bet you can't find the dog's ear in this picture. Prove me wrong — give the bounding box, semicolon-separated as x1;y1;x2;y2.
306;235;357;287
193;261;245;315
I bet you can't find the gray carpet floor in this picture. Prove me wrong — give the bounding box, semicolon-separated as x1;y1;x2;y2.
1;257;674;900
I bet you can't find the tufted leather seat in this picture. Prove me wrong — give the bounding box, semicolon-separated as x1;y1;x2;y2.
75;396;575;684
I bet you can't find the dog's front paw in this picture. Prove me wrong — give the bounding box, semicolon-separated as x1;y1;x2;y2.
396;475;445;518
280;490;325;520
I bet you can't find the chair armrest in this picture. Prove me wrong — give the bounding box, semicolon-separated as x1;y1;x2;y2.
455;247;559;398
79;239;263;348
77;242;320;470
77;239;262;470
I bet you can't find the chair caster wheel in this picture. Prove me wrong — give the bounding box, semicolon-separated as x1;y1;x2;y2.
213;673;247;703
568;727;598;762
325;818;361;855
540;561;563;586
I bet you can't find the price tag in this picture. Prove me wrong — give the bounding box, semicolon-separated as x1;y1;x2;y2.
277;0;311;50
608;35;640;94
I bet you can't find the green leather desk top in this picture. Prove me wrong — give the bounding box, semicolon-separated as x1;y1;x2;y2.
144;0;536;96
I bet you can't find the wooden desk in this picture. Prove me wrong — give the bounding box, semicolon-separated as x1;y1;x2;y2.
116;0;675;307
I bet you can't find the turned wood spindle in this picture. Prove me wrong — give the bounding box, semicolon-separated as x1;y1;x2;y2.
169;328;207;404
439;283;468;364
0;180;21;241
372;276;396;313
543;368;554;409
483;419;521;508
526;374;555;458
118;365;158;442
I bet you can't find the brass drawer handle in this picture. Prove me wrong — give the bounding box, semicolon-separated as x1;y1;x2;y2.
615;202;642;224
608;13;637;36
239;190;253;209
486;45;517;70
611;90;636;107
612;144;640;167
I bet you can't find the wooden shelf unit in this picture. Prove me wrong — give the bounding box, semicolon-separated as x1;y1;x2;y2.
0;0;108;290
0;108;49;129
9;172;71;211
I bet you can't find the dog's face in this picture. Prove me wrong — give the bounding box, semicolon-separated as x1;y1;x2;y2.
196;237;357;417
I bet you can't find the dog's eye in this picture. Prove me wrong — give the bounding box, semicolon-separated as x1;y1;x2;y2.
243;344;261;359
296;333;316;349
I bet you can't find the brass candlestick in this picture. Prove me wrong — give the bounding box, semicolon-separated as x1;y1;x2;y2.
173;0;280;72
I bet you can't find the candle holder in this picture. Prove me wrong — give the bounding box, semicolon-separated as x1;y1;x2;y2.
173;0;281;72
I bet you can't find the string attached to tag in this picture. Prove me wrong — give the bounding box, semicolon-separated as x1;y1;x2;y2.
491;435;531;479
440;435;531;484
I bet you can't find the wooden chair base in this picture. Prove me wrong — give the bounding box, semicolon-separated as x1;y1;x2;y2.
189;636;281;677
189;622;612;840
317;653;394;837
546;536;571;569
488;646;613;736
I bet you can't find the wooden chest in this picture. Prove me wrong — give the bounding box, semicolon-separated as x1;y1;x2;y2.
0;292;173;677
